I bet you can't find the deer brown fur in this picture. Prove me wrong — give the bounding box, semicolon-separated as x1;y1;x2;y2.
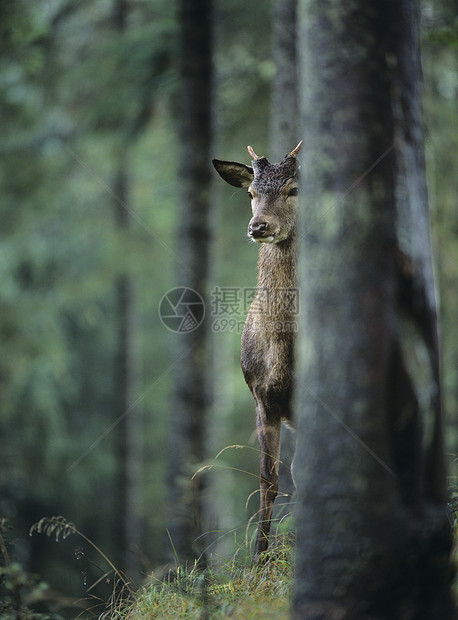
212;142;302;561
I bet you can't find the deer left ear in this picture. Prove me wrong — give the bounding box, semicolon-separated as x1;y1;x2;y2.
212;160;254;188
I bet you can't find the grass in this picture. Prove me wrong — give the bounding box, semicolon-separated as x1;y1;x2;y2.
22;491;458;618
115;534;294;620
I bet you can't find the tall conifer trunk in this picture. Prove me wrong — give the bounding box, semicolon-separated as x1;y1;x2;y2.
166;0;214;563
270;0;299;160
112;0;142;579
294;0;454;617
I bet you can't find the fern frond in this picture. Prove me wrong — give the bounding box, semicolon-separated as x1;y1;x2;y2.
29;516;76;542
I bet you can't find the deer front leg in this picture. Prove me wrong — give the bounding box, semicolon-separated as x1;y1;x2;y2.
254;399;281;563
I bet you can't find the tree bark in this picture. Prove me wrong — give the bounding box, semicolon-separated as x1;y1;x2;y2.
166;0;214;564
294;1;454;618
113;148;143;579
270;0;299;160
112;0;143;580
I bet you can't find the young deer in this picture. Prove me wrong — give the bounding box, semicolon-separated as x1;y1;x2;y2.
212;142;302;561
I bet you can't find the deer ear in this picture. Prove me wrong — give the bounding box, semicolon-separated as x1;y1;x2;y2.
212;160;254;188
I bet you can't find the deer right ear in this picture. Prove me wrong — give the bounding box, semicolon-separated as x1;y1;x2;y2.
212;159;254;188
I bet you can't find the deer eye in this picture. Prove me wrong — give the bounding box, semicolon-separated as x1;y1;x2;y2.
288;187;299;197
247;191;253;200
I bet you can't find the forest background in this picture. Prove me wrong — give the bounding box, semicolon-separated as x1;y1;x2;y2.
0;0;457;616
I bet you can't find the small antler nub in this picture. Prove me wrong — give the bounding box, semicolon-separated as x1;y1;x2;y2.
247;145;260;160
289;140;303;157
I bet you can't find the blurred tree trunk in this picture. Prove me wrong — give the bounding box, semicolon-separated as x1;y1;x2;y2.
166;0;214;563
294;0;454;618
113;150;143;579
269;0;298;523
112;0;143;579
270;0;299;161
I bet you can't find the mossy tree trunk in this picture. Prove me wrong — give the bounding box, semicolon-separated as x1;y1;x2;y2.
293;1;455;617
166;0;214;564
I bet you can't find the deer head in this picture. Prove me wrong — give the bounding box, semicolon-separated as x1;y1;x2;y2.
212;141;303;244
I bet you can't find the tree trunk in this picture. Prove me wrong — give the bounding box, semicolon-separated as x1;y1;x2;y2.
166;0;214;564
113;148;143;579
270;0;299;160
112;0;143;579
293;1;454;618
270;0;299;525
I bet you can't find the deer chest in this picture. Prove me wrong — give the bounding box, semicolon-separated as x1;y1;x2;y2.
240;313;295;394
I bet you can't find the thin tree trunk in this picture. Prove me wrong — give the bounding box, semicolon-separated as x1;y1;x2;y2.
166;0;213;564
391;0;446;503
269;0;298;525
112;0;142;579
270;0;299;161
113;148;143;579
294;0;454;617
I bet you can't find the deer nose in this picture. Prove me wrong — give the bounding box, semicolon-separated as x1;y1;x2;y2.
249;222;268;238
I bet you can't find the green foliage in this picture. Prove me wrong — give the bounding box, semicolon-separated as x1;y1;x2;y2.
423;2;458;467
0;562;61;620
449;488;458;534
56;18;177;137
448;481;458;600
0;518;64;619
116;535;293;619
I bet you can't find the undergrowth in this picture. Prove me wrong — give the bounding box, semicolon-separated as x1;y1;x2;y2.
18;514;294;618
0;518;67;619
117;533;294;620
2;476;455;618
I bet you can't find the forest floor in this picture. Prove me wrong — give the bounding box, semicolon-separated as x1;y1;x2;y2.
115;537;293;619
115;522;458;620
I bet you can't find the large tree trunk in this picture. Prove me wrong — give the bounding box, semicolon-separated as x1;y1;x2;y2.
166;0;214;564
293;1;454;618
269;0;299;525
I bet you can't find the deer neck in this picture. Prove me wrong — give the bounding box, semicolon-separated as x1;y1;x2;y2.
256;236;297;302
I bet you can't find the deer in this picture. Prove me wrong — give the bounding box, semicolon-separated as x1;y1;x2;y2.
212;141;302;562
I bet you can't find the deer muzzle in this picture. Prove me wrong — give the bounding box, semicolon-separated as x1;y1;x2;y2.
248;220;275;243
